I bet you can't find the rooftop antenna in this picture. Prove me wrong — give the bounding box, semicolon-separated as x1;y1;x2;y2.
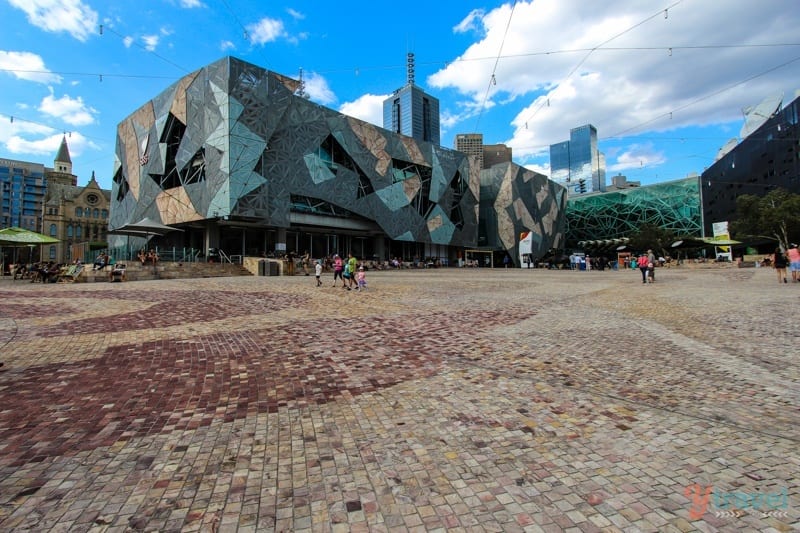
297;67;309;99
407;52;415;87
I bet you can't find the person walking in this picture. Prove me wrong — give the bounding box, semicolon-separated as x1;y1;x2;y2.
332;254;344;287
647;249;657;283
355;266;367;291
787;244;800;283
637;252;650;284
314;259;323;287
773;247;788;284
347;253;358;289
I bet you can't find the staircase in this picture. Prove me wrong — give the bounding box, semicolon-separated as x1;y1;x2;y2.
81;261;253;283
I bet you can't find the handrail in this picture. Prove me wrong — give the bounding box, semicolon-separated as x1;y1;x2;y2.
218;249;232;264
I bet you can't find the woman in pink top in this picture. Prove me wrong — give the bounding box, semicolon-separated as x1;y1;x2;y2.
787;244;800;283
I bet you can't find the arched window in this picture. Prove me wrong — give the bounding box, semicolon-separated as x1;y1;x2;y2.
49;224;57;237
67;225;73;238
76;226;82;238
49;245;56;260
101;209;108;219
75;207;83;217
93;208;99;219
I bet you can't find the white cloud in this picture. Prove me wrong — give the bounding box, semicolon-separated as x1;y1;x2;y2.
178;0;204;7
220;40;235;52
453;9;485;34
38;89;98;126
142;34;160;52
286;8;305;20
302;72;336;105
0;51;62;84
339;94;389;127
4;132;96;158
428;0;800;167
7;0;98;42
607;143;666;172
246;17;286;45
123;36;134;48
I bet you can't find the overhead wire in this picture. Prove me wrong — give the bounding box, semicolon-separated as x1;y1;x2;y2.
474;0;517;131
520;0;685;130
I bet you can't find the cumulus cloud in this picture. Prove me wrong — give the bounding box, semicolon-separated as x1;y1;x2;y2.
142;34;160;52
178;0;204;7
428;0;800;171
246;17;286;45
8;0;98;42
0;51;61;84
339;94;389;126
301;72;336;105
4;131;96;158
453;9;485;34
123;36;134;48
220;40;235;52
38;89;98;126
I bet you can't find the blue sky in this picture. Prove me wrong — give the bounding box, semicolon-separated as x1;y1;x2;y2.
1;0;799;191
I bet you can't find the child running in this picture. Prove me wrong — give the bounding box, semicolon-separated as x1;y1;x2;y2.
314;259;322;287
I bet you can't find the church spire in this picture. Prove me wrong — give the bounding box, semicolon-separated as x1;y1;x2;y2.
55;136;72;165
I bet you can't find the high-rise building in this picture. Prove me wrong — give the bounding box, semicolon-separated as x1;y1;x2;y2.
455;133;513;169
1;136;76;231
382;53;440;145
455;133;484;169
549;124;605;195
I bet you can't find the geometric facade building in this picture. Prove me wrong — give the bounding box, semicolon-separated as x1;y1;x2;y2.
565;176;702;249
479;162;567;265
550;124;606;196
111;57;563;265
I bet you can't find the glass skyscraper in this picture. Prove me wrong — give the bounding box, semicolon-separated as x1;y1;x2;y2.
549;124;605;195
383;85;440;145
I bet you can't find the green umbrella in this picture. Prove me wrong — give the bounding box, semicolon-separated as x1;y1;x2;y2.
0;227;60;245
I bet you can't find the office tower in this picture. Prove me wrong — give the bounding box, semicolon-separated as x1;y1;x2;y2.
455;133;484;169
382;53;440;145
549;124;605;195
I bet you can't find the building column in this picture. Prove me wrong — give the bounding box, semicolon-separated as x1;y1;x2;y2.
373;236;386;261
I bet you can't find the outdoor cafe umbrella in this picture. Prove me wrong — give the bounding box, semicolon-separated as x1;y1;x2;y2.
107;218;184;267
0;227;60;276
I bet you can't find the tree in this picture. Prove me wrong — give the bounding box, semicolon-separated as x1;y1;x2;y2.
628;223;679;257
730;188;800;250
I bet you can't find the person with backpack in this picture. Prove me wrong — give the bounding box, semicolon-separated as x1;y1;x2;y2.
638;252;650;283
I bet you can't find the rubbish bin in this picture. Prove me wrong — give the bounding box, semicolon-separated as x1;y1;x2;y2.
268;261;279;276
258;259;266;276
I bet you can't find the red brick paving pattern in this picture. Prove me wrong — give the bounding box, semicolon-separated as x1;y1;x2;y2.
0;290;307;337
0;291;532;466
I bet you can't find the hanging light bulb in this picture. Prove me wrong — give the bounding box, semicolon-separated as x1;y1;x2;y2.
491;74;496;86
664;9;668;19
668;47;672;56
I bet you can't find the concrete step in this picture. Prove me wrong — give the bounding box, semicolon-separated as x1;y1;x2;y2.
81;262;253;282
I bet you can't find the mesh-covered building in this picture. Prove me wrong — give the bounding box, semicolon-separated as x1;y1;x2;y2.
565;176;702;247
110;56;565;265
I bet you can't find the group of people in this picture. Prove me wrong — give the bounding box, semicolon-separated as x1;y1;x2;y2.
636;249;658;284
319;253;367;291
137;249;159;265
771;244;800;284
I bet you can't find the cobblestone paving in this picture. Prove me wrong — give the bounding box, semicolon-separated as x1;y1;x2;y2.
0;267;797;532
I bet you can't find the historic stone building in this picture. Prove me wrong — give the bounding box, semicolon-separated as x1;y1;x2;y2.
41;139;111;262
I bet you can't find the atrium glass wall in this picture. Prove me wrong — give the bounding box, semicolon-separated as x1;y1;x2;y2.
565;177;702;246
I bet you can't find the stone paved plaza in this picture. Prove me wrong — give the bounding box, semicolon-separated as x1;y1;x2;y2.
0;266;797;532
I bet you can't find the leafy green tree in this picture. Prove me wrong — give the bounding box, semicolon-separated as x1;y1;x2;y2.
628;223;679;256
730;188;800;250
